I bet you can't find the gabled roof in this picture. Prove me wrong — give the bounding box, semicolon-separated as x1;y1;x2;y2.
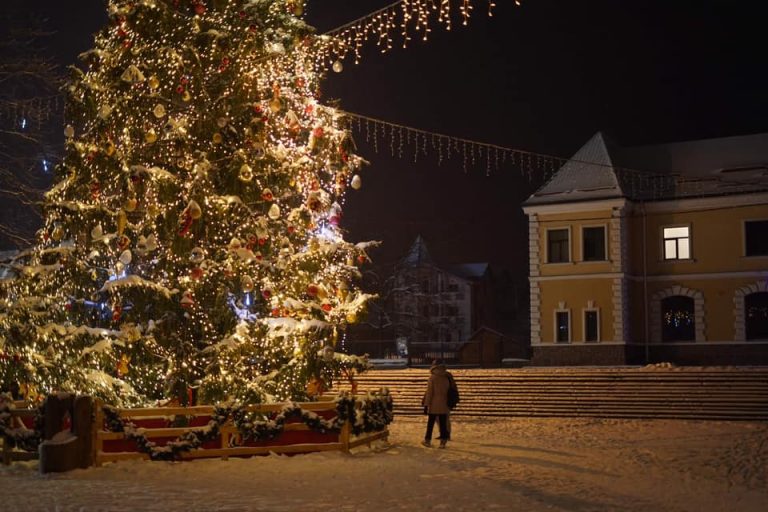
525;131;768;206
401;235;433;266
525;132;624;206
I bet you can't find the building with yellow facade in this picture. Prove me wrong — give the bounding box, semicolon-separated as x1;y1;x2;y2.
523;132;768;365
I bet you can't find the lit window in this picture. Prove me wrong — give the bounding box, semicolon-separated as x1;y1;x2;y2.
745;292;768;340
745;220;768;256
661;296;695;341
547;229;570;263
663;226;690;260
584;310;599;342
583;226;606;261
555;311;570;343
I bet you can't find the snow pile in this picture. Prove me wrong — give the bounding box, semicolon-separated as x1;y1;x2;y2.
1;416;766;511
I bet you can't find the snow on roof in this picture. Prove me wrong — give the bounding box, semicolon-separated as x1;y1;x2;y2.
525;131;768;206
445;263;489;280
401;235;433;266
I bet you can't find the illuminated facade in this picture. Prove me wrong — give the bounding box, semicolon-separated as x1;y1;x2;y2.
523;132;768;365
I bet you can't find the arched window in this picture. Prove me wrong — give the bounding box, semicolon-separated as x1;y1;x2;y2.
662;296;695;342
745;292;768;340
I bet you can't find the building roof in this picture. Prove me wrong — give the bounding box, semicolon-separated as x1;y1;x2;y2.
525;131;768;206
445;263;490;280
400;236;489;281
401;235;433;266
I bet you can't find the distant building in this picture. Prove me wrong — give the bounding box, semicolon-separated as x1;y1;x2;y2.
523;132;768;365
390;236;487;344
345;235;528;365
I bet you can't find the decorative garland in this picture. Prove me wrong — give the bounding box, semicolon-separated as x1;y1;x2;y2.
102;389;393;461
0;394;44;453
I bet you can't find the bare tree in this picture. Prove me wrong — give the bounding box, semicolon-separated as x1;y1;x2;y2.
0;5;62;249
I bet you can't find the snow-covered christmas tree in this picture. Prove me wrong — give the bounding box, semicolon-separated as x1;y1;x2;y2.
0;0;373;406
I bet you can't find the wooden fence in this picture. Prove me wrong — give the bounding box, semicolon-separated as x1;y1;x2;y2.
2;395;390;471
94;399;389;467
0;400;38;465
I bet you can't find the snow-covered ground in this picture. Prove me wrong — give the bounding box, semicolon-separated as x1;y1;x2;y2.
2;415;766;511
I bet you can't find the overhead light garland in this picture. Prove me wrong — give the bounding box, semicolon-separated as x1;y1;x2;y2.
312;0;520;68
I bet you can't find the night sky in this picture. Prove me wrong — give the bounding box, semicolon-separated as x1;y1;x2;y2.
9;0;768;270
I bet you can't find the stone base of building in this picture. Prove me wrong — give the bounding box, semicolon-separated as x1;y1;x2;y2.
531;343;768;366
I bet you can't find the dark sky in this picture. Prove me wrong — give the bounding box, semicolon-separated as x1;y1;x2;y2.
14;0;768;269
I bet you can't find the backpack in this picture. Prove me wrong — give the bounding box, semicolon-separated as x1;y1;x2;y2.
447;374;460;409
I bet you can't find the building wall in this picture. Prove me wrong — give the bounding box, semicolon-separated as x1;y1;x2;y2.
527;197;768;365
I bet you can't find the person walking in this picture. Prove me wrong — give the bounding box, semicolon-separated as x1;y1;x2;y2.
421;359;451;448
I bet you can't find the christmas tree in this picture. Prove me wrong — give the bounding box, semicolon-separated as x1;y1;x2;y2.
0;0;373;406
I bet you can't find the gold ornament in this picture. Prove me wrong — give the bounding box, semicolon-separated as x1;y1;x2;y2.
332;60;343;73
117;354;131;377
239;163;253;182
144;129;157;143
125;198;138;212
153;104;166;118
51;224;64;241
269;97;281;113
64;125;75;138
212;132;223;144
182;90;191;102
268;203;281;220
350;175;362;190
148;76;160;90
105;140;116;156
117;210;127;235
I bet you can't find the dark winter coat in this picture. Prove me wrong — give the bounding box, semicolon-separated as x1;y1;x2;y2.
422;364;451;415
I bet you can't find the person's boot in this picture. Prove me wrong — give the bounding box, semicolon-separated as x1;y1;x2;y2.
421;440;432;447
439;439;447;449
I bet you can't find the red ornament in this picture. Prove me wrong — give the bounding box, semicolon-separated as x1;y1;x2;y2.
176;84;185;94
262;289;272;300
194;3;206;15
271;307;280;316
287;225;295;234
239;10;247;18
321;303;332;312
190;267;204;280
249;24;257;33
261;190;274;201
258;238;266;246
307;284;319;297
112;305;122;323
357;255;366;265
253;104;263;115
312;126;324;139
65;302;73;311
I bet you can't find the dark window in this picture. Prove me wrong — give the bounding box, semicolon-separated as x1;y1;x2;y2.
661;296;695;342
745;292;768;340
663;226;690;260
745;221;768;256
555;311;570;343
585;310;599;342
583;227;606;261
547;229;570;263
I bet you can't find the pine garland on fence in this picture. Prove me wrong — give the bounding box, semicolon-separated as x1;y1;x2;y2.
102;389;393;461
0;393;44;452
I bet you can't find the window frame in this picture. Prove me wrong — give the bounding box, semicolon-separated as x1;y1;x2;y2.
582;307;601;343
661;223;692;261
553;308;571;343
581;224;608;262
545;226;571;264
743;218;768;258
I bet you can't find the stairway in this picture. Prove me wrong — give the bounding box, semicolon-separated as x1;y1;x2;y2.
334;368;768;421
